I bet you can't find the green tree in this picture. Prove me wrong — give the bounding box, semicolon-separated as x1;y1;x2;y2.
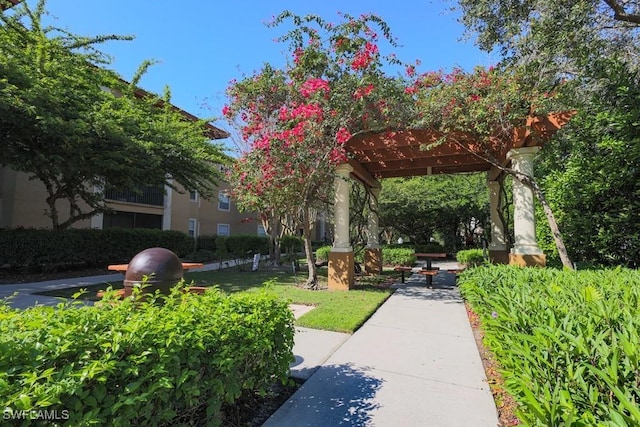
0;0;229;229
379;174;489;252
539;66;640;266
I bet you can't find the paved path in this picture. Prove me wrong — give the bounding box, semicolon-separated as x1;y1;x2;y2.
265;261;499;426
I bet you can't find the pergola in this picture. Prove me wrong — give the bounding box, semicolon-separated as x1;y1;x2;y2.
326;112;574;290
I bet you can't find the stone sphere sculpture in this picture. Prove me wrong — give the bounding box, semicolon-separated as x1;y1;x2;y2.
124;247;184;295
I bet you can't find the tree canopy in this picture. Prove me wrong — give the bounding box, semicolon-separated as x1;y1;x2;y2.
0;0;229;229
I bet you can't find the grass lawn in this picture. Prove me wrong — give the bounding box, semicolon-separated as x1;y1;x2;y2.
36;263;397;334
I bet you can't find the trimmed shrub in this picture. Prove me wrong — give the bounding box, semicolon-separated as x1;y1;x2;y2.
382;246;416;266
279;235;303;254
223;235;269;259
0;286;294;425
196;234;217;252
315;245;332;264
0;228;193;269
456;249;485;267
414;242;446;254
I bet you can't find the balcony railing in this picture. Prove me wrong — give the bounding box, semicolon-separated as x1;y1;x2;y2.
105;186;164;207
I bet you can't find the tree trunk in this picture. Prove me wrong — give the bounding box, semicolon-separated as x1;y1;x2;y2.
301;207;318;289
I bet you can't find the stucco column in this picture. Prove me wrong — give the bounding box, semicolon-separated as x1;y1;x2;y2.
487;179;508;264
507;147;545;266
365;186;382;274
329;164;354;290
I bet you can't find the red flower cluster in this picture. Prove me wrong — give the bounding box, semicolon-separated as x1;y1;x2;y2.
353;83;375;100
351;42;378;71
335;127;351;144
300;78;330;98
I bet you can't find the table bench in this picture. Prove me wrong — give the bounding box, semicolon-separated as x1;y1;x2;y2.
107;262;204;273
417;268;440;287
414;253;447;269
393;266;413;283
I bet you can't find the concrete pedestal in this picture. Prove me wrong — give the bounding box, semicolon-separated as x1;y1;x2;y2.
364;248;382;275
489;250;510;265
328;251;354;290
509;253;546;267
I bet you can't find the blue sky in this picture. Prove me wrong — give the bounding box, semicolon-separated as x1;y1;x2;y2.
22;0;492;147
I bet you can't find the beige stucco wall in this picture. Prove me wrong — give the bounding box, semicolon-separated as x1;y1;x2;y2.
0;167;91;229
169;183;261;236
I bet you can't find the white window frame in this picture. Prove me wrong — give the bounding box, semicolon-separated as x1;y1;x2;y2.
217;223;230;236
257;224;267;236
189;190;198;202
218;191;230;211
188;218;198;238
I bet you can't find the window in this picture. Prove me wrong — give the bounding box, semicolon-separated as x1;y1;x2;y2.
218;191;230;211
189;190;198;202
188;219;198;238
217;223;230;236
257;224;267;236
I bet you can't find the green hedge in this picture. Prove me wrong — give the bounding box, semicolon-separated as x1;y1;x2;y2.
214;235;269;261
456;249;485;267
0;228;193;269
382;246;416;266
0;286;294;425
460;265;640;425
315;245;332;264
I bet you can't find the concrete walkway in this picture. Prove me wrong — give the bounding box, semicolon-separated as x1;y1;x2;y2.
265;261;499;426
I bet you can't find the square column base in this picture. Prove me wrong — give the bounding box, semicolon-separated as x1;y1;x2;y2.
509;253;546;267
364;248;382;275
489;250;510;265
329;251;354;291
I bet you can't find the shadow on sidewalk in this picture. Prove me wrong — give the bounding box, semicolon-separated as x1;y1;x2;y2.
265;363;383;426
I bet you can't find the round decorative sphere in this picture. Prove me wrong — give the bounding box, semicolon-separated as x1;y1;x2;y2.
124;247;184;295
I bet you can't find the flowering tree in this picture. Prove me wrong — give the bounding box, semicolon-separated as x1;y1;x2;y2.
223;12;414;288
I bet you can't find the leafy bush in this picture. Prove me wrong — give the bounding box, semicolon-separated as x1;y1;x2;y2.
414;242;446;253
196;234;217;251
279;235;303;254
183;249;216;263
456;249;485;267
315;245;332;264
460;265;640;425
0;228;193;269
0;285;294;425
382;246;416;266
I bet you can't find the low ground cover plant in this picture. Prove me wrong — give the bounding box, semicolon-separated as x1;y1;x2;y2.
459;265;640;425
1;285;294;426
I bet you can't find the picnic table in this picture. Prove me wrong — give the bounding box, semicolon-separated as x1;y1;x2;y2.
107;262;204;273
414;253;447;269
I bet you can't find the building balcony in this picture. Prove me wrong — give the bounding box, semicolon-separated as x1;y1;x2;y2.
104;186;164;207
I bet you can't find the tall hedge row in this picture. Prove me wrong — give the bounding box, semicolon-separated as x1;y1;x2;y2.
0;286;295;426
0;228;193;268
